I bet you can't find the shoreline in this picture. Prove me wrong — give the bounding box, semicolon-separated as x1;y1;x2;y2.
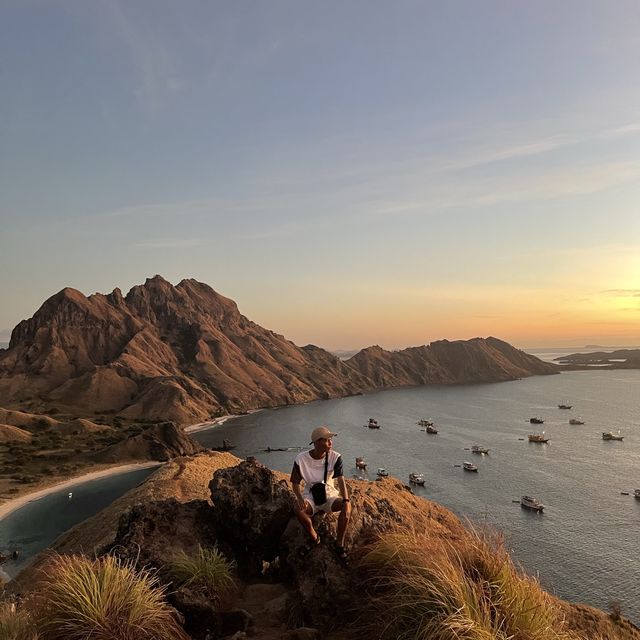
184;409;263;434
0;461;163;521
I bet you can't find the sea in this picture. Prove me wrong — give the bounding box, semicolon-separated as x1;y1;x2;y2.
195;368;640;623
1;354;639;623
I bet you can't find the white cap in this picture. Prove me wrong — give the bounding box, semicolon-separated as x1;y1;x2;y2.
309;425;338;444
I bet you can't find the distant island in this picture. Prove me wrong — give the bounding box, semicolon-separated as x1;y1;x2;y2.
555;349;640;369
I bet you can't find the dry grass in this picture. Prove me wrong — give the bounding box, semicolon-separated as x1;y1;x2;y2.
170;545;235;604
355;527;582;640
0;602;39;640
33;554;188;640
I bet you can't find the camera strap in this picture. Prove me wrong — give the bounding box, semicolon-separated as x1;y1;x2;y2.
323;453;328;484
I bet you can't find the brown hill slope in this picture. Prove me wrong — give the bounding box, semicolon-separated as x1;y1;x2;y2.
0;277;557;425
87;422;204;463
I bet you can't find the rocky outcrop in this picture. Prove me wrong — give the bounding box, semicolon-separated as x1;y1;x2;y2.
9;454;639;640
87;421;204;463
0;276;558;426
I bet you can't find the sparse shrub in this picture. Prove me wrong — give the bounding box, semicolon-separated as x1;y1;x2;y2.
608;600;622;623
33;554;189;640
355;527;578;640
170;545;235;604
0;601;39;640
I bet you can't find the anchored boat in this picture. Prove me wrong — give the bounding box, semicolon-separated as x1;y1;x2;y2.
521;495;544;512
471;445;489;454
409;472;426;486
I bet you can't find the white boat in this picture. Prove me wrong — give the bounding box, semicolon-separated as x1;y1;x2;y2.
376;468;389;477
409;472;425;486
602;431;624;441
521;495;544;512
462;461;478;472
634;489;640;500
355;457;368;470
471;445;489;454
68;492;73;499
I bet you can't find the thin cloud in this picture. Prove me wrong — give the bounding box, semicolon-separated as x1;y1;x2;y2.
602;289;640;297
129;238;205;250
100;1;183;111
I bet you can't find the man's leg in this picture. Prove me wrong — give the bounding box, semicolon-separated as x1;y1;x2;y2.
332;498;351;547
296;502;319;542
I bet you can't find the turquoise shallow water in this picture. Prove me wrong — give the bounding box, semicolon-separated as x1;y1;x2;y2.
196;370;640;623
0;466;157;578
1;370;638;622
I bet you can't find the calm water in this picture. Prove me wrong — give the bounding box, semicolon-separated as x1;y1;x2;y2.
0;466;157;578
196;370;640;623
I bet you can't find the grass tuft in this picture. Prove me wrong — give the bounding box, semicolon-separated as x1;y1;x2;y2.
0;602;39;640
355;527;581;640
170;545;235;603
33;554;188;640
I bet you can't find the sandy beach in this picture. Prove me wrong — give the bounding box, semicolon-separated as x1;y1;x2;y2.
0;461;163;521
184;410;262;434
184;414;235;434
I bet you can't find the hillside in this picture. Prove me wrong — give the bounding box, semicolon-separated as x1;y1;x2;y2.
8;454;638;640
0;276;557;426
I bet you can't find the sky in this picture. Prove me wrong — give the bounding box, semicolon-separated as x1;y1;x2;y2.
1;0;639;351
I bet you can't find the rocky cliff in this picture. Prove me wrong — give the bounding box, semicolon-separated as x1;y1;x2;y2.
0;276;557;425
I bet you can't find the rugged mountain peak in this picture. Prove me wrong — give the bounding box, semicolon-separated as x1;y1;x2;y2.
0;277;557;425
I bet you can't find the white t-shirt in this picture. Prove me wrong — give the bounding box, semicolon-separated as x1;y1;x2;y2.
291;449;344;503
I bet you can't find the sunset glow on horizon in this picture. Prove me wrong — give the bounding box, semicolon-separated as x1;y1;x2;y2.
1;2;639;351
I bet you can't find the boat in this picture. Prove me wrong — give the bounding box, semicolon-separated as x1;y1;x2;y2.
602;431;624;441
462;461;478;472
634;489;640;499
471;445;489;454
365;418;382;429
569;418;585;425
421;424;438;434
355;457;368;470
376;468;389;477
409;472;426;486
417;419;433;427
529;417;544;424
67;492;73;499
211;440;236;451
528;433;549;443
520;495;544;512
558;403;572;410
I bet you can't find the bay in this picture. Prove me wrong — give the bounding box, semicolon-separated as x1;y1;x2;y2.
0;466;157;578
195;370;640;623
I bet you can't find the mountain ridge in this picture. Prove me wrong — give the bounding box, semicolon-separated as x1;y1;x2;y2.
0;276;557;425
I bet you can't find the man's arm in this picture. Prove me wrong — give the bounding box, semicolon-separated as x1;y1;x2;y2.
291;481;306;509
290;462;305;509
336;475;349;501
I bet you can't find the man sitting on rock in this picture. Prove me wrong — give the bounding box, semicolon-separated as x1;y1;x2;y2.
290;426;351;559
